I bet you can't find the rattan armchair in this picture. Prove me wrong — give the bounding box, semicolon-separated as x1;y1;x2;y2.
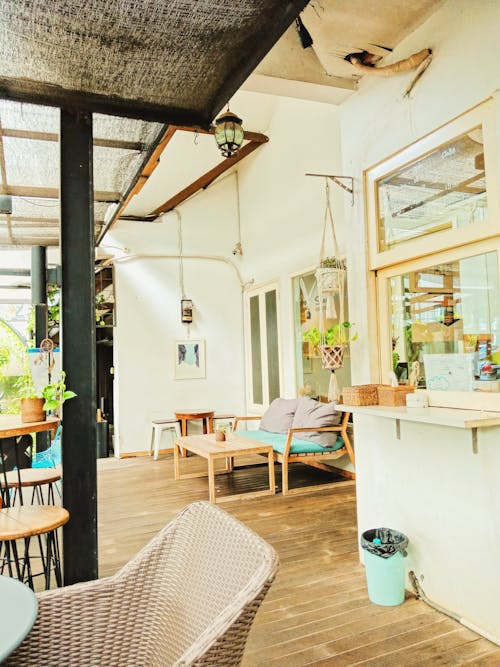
7;501;278;667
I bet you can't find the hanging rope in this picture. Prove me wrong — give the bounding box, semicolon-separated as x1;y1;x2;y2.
318;179;340;264
316;178;346;340
314;178;347;401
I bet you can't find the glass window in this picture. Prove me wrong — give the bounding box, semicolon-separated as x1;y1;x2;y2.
377;127;487;251
249;294;263;405
265;290;280;403
389;251;500;391
246;285;281;409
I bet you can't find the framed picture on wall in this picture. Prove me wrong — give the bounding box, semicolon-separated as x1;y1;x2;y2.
174;339;206;379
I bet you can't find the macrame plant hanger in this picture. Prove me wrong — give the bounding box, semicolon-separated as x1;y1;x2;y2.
315;178;347;402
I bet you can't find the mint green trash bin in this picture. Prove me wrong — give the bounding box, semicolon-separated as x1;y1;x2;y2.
361;528;408;606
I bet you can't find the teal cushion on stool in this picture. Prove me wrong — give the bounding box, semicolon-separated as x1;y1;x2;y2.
236;429;344;454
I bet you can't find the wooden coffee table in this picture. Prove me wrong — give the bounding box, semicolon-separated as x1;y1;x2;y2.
174;434;275;503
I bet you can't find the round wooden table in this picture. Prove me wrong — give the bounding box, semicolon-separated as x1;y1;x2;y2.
174;410;214;436
0;575;38;662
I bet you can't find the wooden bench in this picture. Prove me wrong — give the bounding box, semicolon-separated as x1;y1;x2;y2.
233;411;354;495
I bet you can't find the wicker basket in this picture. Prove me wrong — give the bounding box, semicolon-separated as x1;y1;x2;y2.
342;384;379;406
377;385;415;407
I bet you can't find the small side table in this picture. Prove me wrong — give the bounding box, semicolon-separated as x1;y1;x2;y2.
0;575;38;662
174;410;214;437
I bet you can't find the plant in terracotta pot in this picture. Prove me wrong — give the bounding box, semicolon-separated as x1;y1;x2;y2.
16;371;76;423
214;424;228;442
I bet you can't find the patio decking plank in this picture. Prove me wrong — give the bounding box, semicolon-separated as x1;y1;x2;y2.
97;454;499;665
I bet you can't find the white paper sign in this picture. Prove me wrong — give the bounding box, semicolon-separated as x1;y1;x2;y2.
27;348;61;393
423;353;474;392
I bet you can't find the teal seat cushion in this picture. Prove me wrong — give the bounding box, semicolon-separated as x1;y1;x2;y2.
235;429;344;454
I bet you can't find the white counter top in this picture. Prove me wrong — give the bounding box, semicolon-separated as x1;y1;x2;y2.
338;404;500;429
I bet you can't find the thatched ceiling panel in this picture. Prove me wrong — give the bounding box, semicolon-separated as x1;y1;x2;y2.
3;137;59;188
0;99;163;247
0;0;308;124
93;145;145;194
11;197;59;219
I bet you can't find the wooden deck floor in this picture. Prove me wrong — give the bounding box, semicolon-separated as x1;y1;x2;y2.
97;454;500;666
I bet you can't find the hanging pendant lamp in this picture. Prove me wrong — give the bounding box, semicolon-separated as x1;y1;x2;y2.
214;110;244;158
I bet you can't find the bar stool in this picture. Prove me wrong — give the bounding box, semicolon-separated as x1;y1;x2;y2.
0;434;68;590
0;504;69;589
149;418;181;461
1;467;61;506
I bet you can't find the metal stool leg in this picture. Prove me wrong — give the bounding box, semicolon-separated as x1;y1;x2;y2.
153;424;162;461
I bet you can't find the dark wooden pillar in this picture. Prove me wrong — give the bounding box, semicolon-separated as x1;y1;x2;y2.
60;109;98;584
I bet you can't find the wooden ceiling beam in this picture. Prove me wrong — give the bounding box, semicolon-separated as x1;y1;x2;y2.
97;126;268;241
150;138;267;216
1;128;143;151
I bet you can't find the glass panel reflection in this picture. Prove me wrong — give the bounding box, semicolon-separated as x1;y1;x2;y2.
377;127;487;250
390;251;500;391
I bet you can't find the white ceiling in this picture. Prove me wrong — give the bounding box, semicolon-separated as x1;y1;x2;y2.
121;0;444;224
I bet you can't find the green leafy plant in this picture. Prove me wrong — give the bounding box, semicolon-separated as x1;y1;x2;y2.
303;322;358;348
14;370;77;413
41;371;77;412
320;256;347;270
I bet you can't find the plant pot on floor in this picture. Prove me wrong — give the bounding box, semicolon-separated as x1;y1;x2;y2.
20;397;46;423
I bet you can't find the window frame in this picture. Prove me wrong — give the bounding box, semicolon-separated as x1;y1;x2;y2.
376;237;500;411
365;100;500;271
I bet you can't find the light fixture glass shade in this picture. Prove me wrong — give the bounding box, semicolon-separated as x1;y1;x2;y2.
214;111;244;158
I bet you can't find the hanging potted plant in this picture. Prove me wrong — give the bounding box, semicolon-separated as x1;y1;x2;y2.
303;323;358;371
318;322;358;370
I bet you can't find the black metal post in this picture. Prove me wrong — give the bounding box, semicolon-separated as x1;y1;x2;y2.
60;109;97;584
31;246;50;452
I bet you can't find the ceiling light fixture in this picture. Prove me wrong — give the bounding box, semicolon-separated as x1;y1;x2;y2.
214;110;244;158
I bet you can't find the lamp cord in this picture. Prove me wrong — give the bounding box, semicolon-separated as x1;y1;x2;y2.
174;208;187;299
235;171;242;246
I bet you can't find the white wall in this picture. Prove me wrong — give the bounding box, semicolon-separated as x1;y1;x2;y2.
338;0;500;643
109;175;246;455
110;92;348;455
340;0;500;384
355;413;500;644
238;96;346;398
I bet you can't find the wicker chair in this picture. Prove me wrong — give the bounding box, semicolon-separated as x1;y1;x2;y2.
7;501;278;667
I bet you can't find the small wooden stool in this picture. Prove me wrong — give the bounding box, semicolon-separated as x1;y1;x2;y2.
150;419;181;461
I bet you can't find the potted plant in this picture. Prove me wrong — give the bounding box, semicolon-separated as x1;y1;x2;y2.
16;374;45;423
214;423;229;442
16;371;77;423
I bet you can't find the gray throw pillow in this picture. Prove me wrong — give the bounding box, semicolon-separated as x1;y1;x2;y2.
291;397;342;447
260;398;299;434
